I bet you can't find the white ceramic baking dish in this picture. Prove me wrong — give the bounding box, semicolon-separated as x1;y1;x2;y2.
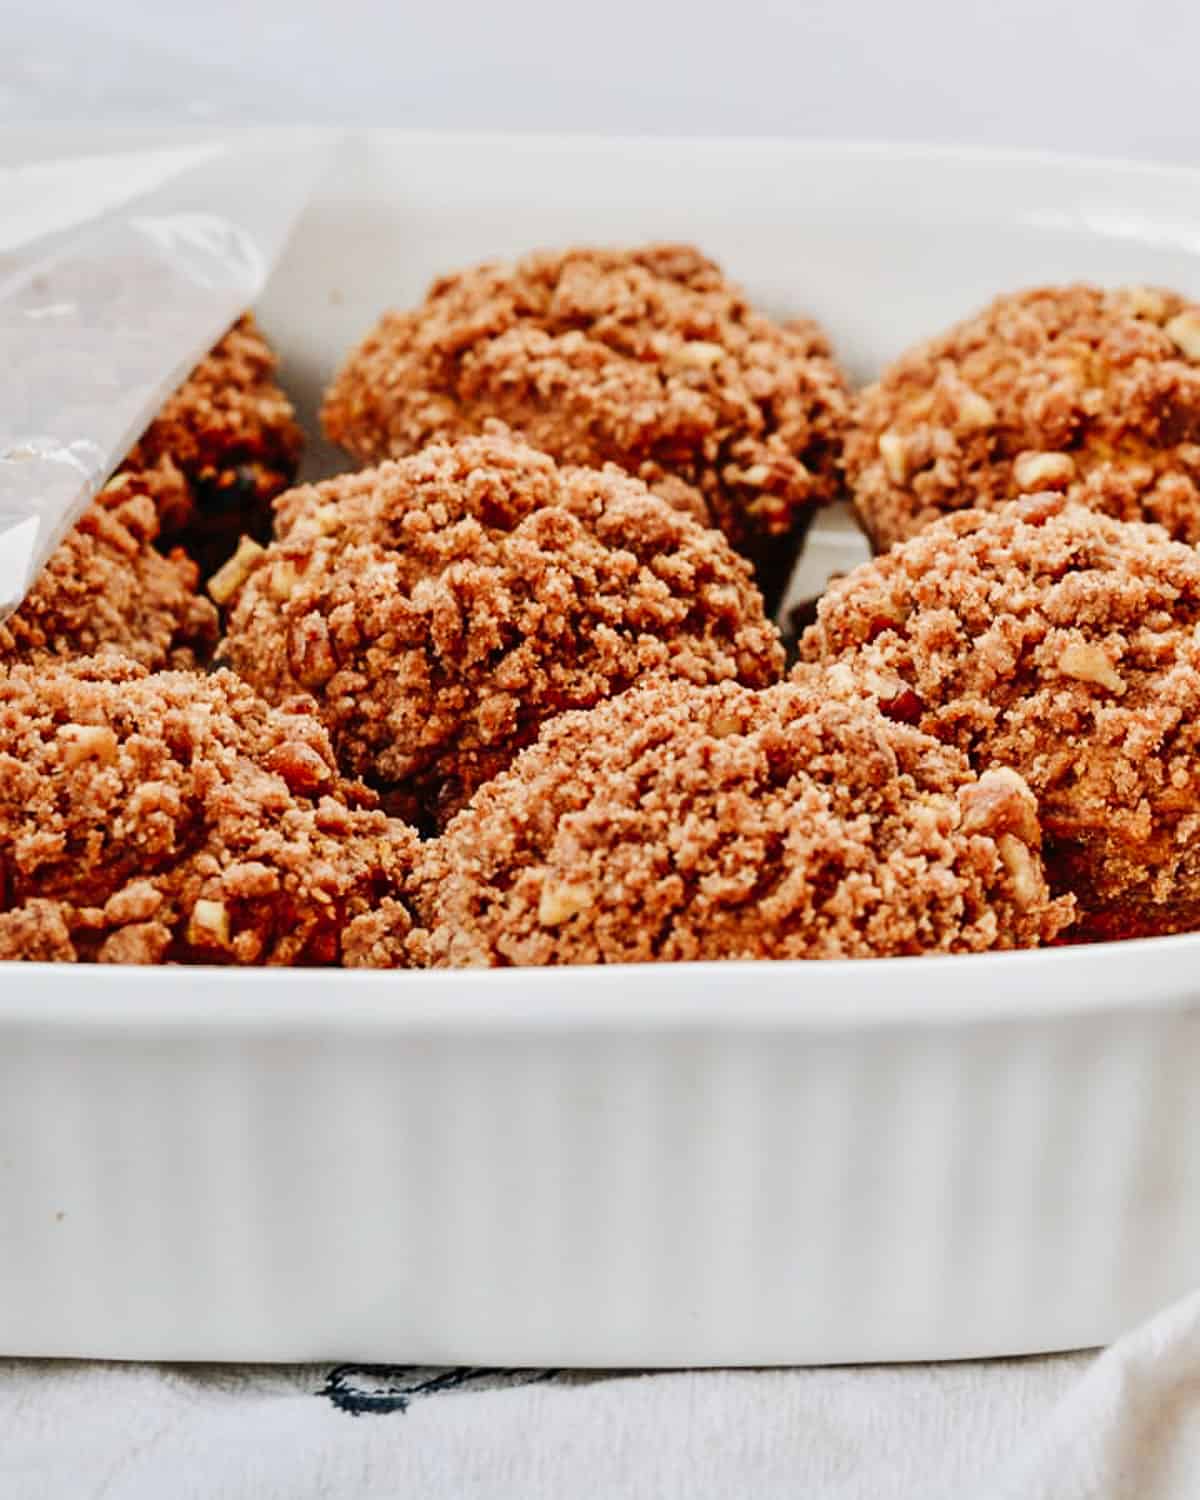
5;128;1200;1365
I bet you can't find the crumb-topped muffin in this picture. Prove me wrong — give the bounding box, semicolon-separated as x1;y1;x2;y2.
121;313;303;575
0;658;416;965
799;492;1200;937
0;477;216;670
321;244;850;606
374;677;1071;968
219;431;784;824
848;284;1200;549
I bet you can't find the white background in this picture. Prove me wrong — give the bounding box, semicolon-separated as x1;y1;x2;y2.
4;0;1199;164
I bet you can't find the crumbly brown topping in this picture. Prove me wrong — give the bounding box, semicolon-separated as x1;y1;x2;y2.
0;899;77;963
847;284;1200;548
0;658;417;965
799;493;1200;930
0;479;217;670
321;244;849;562
121;313;303;571
221;431;785;823
387;677;1070;968
0;316;296;668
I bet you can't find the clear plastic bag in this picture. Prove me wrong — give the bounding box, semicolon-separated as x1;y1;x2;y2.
0;132;331;617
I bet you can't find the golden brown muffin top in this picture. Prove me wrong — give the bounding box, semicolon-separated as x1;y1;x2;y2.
124;313;302;508
220;431;784;824
799;493;1200;920
120;313;303;575
0;657;416;966
0;478;216;670
399;676;1070;968
322;244;849;553
848;283;1200;548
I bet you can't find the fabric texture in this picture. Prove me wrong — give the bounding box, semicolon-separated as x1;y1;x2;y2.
5;1292;1200;1498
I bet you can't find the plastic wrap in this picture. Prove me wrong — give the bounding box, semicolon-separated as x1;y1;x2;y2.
0;133;330;618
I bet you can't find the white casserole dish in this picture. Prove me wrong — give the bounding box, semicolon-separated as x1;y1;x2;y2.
4;128;1200;1365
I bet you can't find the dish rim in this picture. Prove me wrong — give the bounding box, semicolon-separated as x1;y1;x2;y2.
5;931;1200;1029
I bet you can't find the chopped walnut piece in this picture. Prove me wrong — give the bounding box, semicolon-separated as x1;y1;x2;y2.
208;535;267;605
537;880;593;927
1166;310;1200;360
266;740;333;794
267;561;299;602
1124;286;1168;321
878;432;910;484
58;724;118;767
959;767;1042;846
997;834;1042;908
286;615;338;687
1013;451;1076;490
187;898;231;948
1059;641;1125;693
957;389;996;429
672;340;725;370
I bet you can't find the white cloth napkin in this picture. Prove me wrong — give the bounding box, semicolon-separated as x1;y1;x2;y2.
4;1290;1200;1499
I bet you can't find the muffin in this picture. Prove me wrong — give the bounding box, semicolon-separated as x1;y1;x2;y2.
219;431;784;825
384;676;1072;968
121;313;303;575
321;244;850;608
0;475;216;670
799;492;1200;937
848;284;1200;549
0;657;416;965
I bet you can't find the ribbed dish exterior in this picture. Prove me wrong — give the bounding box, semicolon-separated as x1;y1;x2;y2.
1;953;1197;1364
